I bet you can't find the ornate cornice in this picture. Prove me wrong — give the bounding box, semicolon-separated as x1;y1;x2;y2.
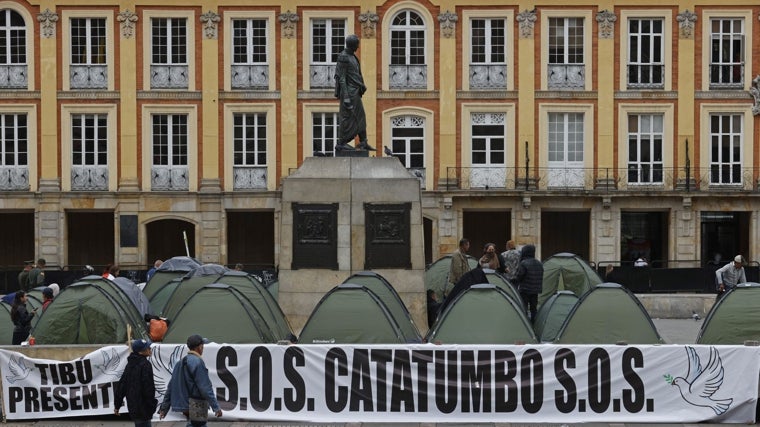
614;91;679;99
457;90;518;99
516;9;537;39
696;90;752;100
596;10;616;39
377;90;440;99
37;9;58;38
279;10;299;39
137;91;203;100
118;9;138;39
297;90;336;100
57;91;120;100
438;10;458;39
200;11;221;40
0;91;40;99
535;91;599;99
677;9;697;39
219;91;281;100
359;10;379;39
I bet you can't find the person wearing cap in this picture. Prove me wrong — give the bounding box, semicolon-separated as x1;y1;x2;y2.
715;254;747;298
17;260;34;291
48;283;60;297
115;338;157;427
27;258;46;289
41;287;54;311
159;334;222;425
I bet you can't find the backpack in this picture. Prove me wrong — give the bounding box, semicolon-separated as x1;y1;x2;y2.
149;318;168;342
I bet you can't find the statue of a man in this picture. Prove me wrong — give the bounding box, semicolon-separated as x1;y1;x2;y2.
334;35;374;151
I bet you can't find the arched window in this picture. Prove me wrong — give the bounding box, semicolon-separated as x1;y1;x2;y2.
0;9;27;88
389;10;426;89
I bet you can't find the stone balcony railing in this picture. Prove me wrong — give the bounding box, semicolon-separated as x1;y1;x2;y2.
0;165;28;190
71;165;108;191
151;165;188;190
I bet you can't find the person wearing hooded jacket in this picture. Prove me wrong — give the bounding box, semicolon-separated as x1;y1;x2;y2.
115;338;157;427
514;244;543;323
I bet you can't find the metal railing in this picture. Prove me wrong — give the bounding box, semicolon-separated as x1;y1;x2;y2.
445;165;760;192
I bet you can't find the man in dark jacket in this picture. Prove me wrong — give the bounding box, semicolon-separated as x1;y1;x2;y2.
514;244;543;323
115;338;157;427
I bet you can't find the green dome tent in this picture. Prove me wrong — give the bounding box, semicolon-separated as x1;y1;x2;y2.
342;271;421;342
482;269;522;305
539;252;602;307
555;283;663;344
425;284;537;344
142;256;202;300
533;291;578;342
159;264;229;318
162;283;278;344
697;283;760;345
148;277;182;314
32;276;149;344
0;303;16;344
425;254;479;301
299;284;411;344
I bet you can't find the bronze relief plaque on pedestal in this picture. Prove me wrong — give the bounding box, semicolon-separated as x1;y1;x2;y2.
364;202;411;269
292;203;338;269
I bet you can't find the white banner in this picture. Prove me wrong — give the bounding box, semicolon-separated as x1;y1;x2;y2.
0;344;757;423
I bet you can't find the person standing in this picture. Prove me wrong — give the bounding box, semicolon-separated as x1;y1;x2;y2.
115;338;157;427
479;243;501;270
159;334;222;426
146;260;163;282
501;240;521;283
334;34;374;151
514;244;543;323
17;260;33;291
41;287;54;311
27;258;46;289
715;254;747;298
446;238;471;299
10;291;36;345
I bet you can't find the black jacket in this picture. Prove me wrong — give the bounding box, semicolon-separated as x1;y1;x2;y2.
115;352;157;422
515;244;544;294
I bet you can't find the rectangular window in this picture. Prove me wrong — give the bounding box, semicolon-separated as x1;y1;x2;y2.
548;17;583;64
627;18;664;88
71;18;106;65
710;18;744;88
471;18;505;64
311;19;345;64
390;115;424;168
710;114;742;185
152;114;188;166
232;19;267;65
471;113;505;166
71;114;107;166
233;113;266;166
312;112;339;156
0;113;26;166
151;18;187;65
548;113;584;163
627;114;663;184
0;9;26;65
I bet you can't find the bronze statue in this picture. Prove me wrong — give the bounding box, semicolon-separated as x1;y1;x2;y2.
334;35;374;151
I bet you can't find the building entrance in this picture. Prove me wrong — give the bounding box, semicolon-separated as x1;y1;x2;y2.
146;219;196;264
541;211;590;260
701;211;750;265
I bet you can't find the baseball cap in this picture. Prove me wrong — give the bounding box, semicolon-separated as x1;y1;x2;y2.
734;255;743;263
187;334;210;348
131;338;152;353
23;260;34;265
42;287;54;298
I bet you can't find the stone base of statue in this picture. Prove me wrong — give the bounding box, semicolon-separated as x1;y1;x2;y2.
335;149;369;157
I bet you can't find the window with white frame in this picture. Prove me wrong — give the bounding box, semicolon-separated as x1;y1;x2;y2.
312;112;339;156
469;18;506;89
547;112;585;187
627;18;664;88
709;114;742;185
471;113;505;166
0;113;27;190
0;9;27;89
151;114;188;190
390;10;426;89
232;112;267;189
710;18;744;89
151;18;188;89
548;17;584;89
71;113;108;190
70;18;107;89
390;115;425;185
627;114;663;185
310;19;346;89
231;18;268;89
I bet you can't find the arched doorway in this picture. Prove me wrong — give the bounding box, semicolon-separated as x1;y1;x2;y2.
146;219;196;263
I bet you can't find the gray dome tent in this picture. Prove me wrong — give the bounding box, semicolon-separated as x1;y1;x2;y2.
142;256;202;300
113;276;152;317
299;284;411;344
554;283;663;344
426;284;537;344
32;276;149;344
697;282;760;345
342;271;421;342
539;252;602;307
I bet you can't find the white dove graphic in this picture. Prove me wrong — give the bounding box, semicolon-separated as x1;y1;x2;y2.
151;345;185;398
5;355;31;384
671;346;733;415
94;348;122;378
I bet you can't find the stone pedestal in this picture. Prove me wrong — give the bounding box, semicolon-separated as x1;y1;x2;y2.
279;157;425;334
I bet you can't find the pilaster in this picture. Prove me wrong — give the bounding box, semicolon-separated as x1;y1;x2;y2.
38;2;59;192
118;4;139;192
199;6;221;192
